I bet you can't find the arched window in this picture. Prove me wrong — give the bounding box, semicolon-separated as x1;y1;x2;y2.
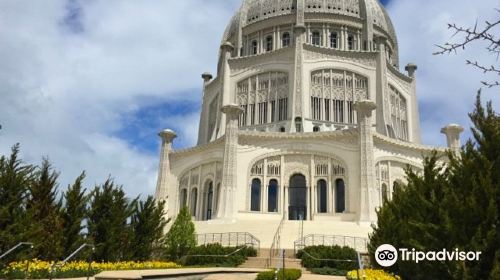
180;189;187;209
311;31;321;46
282;32;291;47
393;180;402;193
347;34;355;50
335;179;345;213
381;183;388;204
250;178;261;211
190;188;198;216
317;179;327;213
266;35;273;52
295;117;302;132
268;179;278;212
313;126;320;132
251;40;258;55
330;32;338;49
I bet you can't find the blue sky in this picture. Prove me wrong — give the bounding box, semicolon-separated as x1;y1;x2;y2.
0;0;498;197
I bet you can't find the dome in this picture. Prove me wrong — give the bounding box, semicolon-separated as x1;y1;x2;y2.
221;0;398;62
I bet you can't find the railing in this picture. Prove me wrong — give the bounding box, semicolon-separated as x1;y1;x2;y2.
195;232;260;250
0;242;34;279
268;216;285;268
0;242;34;260
294;234;368;253
49;243;95;280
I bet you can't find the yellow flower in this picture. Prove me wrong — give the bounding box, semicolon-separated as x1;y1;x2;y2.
347;269;401;280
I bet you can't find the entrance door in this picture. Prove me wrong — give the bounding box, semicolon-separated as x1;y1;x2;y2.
289;174;307;220
206;182;213;220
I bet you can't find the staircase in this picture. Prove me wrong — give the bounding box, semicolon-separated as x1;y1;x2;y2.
239;218;304;270
239;248;303;269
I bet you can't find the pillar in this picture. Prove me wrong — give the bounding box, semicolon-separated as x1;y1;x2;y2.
441;124;464;154
375;38;389;136
219;42;234;137
405;63;422;143
155;129;177;214
197;72;213;145
291;0;306;132
355;100;377;222
217;104;243;220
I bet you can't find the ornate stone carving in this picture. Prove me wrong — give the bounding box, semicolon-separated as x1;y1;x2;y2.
303;46;377;68
355;100;377;222
218;104;244;219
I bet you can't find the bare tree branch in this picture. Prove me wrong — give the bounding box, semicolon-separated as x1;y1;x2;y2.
434;9;500;88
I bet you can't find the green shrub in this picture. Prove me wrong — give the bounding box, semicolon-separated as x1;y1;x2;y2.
182;244;256;267
256;269;302;280
297;245;357;271
165;207;196;261
310;267;347;276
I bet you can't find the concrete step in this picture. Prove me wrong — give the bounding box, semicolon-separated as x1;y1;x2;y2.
268;257;302;269
239;257;269;269
239;257;303;269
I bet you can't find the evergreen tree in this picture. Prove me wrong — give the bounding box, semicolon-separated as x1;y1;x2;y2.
165;206;196;261
130;196;168;261
88;179;136;262
26;158;64;260
0;144;34;260
369;94;500;279
61;172;88;258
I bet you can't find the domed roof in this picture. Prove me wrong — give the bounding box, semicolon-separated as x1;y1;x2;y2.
222;0;398;50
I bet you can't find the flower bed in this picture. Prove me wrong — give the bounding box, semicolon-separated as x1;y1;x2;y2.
0;259;180;279
347;269;401;280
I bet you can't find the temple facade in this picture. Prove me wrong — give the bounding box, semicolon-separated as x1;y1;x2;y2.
154;0;463;249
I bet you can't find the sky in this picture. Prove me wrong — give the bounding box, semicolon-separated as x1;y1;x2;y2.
0;0;498;198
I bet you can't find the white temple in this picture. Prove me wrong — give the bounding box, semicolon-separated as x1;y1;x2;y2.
155;0;463;250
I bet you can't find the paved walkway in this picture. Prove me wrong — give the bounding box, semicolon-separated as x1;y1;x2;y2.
32;270;347;280
300;274;346;279
201;273;346;279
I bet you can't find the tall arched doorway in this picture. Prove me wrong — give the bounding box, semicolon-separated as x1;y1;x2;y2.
335;179;345;213
204;181;214;220
289;174;307;220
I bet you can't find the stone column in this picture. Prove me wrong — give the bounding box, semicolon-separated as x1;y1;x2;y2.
217;104;243;220
291;0;306;132
197;72;213;145
155;129;177;213
355;100;377;223
441;124;464;154
405;63;422;143
220;42;235;137
376;38;389;135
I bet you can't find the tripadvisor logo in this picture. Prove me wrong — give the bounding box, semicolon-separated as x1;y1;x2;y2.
374;244;482;267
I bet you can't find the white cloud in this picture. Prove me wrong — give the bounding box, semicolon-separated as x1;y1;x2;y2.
0;0;498;198
0;0;240;198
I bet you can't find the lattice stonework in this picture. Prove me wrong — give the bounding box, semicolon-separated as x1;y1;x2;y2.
310;69;368;124
267;156;281;176
251;160;264;176
388;85;408;141
237;72;289;127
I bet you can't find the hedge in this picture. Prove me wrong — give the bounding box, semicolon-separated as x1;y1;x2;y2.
296;245;358;271
182;244;257;267
310;266;348;276
256;269;302;280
